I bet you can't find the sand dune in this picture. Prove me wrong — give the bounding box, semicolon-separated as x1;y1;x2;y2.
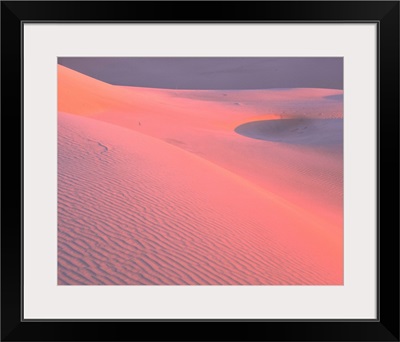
58;65;343;285
58;112;342;285
58;57;343;90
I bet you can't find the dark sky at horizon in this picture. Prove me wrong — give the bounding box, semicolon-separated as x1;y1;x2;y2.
58;57;343;90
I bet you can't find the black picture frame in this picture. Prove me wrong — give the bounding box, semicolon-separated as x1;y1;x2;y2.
1;1;399;341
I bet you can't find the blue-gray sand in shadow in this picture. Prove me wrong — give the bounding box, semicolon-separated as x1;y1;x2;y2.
234;118;343;146
324;94;343;101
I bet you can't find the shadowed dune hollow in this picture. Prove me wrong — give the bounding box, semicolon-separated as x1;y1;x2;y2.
234;118;343;146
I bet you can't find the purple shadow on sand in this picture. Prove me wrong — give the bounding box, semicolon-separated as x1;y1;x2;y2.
58;57;343;90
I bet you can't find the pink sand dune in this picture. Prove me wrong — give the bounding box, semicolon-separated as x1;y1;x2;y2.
58;65;343;285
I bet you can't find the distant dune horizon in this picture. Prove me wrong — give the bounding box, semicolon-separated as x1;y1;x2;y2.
58;57;343;90
58;59;343;285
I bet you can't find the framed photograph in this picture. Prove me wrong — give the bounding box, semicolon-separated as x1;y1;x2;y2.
1;1;399;341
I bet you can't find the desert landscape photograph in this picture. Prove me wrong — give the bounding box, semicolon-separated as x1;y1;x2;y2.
57;57;343;285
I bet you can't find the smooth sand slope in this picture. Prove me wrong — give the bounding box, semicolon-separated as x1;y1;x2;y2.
58;65;343;285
